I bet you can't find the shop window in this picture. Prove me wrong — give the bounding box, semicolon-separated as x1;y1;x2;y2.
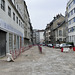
14;35;16;49
17;36;19;49
9;33;13;50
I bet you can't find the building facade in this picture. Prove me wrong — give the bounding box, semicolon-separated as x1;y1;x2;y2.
0;0;32;57
44;14;66;44
44;24;51;44
54;21;66;43
50;14;65;44
66;0;75;45
37;30;45;44
33;29;40;44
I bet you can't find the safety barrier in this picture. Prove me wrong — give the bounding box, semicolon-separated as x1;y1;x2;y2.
73;47;75;51
61;47;75;53
9;45;33;60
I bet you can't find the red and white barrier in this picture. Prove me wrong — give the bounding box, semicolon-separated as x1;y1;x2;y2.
9;45;33;60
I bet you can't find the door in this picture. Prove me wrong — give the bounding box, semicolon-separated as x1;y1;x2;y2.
0;30;6;56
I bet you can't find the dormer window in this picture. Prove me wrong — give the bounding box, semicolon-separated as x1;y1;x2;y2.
12;0;15;4
57;23;60;26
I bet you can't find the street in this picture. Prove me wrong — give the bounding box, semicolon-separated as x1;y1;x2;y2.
0;46;75;75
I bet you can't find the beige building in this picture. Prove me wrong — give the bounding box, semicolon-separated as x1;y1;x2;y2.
44;14;66;44
44;24;51;43
54;21;66;43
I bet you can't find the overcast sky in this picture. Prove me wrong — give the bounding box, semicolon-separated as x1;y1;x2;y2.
25;0;69;30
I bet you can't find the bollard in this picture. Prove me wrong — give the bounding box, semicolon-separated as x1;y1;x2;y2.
73;47;75;51
53;46;54;48
61;48;63;52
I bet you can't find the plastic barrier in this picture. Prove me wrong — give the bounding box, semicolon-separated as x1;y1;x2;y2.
53;46;54;48
73;47;75;51
61;48;69;52
9;45;33;60
61;48;63;52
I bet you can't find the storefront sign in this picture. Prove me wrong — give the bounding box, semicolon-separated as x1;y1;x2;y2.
0;19;23;36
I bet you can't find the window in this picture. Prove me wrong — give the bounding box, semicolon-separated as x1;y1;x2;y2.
13;12;15;21
21;22;22;27
14;35;16;49
16;4;18;9
17;36;19;49
68;13;70;18
68;26;75;33
71;10;73;15
16;16;18;24
68;20;71;25
74;17;75;22
59;30;62;36
1;0;5;11
59;38;62;41
8;6;11;17
74;8;75;13
9;33;13;50
74;0;75;3
19;20;20;26
70;36;71;42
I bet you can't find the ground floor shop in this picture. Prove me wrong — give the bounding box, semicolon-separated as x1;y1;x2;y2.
67;35;75;46
24;38;30;46
0;19;24;57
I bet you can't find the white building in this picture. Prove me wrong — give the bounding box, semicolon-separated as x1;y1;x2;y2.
0;0;31;57
67;0;75;45
37;30;45;44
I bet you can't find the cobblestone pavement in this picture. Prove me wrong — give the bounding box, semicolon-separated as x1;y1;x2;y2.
0;46;75;75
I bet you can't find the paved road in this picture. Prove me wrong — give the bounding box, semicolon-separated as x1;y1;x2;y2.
0;46;75;75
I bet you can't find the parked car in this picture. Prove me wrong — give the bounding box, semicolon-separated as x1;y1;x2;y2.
47;44;53;47
55;44;60;48
60;43;72;48
66;44;72;48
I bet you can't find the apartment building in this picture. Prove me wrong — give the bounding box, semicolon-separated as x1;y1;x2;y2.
50;14;66;44
66;0;75;45
54;20;66;43
44;24;51;44
44;14;66;44
0;0;32;57
33;29;40;44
